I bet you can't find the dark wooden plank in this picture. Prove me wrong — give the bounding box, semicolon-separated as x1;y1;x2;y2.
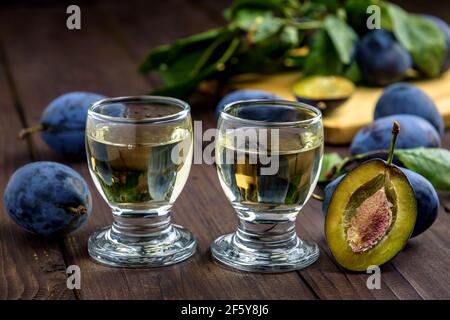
99;0;228;62
105;0;430;300
0;2;316;299
0;45;74;300
387;132;450;299
188;0;230;24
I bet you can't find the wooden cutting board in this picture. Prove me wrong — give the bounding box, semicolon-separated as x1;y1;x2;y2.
229;72;450;144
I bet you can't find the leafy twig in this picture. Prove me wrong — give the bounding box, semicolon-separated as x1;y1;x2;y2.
288;20;323;30
190;31;235;77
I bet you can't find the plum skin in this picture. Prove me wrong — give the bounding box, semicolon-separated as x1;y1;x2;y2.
350;115;441;155
374;83;444;136
41;92;105;158
3;161;92;237
323;175;344;219
402;169;439;237
323;168;438;238
423;15;450;73
355;30;412;86
215;90;282;119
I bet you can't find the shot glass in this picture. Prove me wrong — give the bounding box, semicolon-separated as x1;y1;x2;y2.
211;100;323;272
85;96;196;267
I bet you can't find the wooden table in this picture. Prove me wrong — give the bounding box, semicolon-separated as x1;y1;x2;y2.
0;0;449;300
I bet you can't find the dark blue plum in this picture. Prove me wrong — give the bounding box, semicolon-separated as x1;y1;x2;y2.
355;30;412;86
215;90;283;119
350;115;441;155
374;83;444;136
3;161;92;237
20;92;106;159
322;175;344;216
402;168;439;237
423;15;450;73
322;168;438;238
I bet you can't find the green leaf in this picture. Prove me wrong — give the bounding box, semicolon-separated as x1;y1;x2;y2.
150;76;201;99
190;32;235;77
158;50;205;86
344;60;363;83
150;37;241;99
233;9;284;43
386;3;447;77
280;25;299;47
303;30;344;76
253;18;284;43
379;3;394;31
144;27;238;96
139;27;226;73
323;15;358;64
319;153;344;182
234;9;271;31
395;148;450;191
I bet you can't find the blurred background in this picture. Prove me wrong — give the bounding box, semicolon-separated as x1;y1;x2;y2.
0;0;447;107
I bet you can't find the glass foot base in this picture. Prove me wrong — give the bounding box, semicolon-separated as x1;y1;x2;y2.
211;233;319;273
88;225;196;268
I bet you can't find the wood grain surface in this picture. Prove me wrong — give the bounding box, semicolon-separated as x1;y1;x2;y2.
0;0;448;300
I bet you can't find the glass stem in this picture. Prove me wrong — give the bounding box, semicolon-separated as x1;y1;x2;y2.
111;210;174;241
236;218;298;248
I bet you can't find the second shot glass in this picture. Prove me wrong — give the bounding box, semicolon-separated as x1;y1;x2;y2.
212;100;324;273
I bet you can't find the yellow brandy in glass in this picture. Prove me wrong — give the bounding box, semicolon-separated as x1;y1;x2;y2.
212;100;323;273
86;96;196;268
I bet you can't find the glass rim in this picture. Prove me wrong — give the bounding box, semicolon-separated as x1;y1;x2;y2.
220;99;322;127
88;95;190;124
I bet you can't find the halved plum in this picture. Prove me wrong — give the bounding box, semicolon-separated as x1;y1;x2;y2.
293;76;355;112
325;122;417;271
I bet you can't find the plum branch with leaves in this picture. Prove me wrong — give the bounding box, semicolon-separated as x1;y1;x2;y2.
139;0;449;99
